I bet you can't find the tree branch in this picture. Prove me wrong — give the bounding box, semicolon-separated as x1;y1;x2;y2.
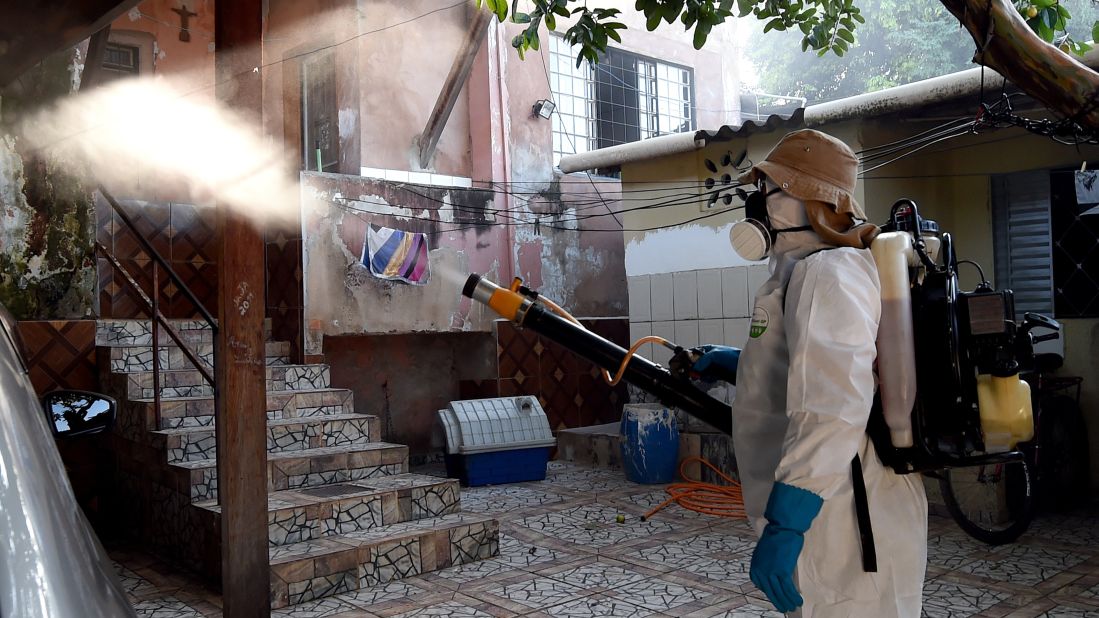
940;0;1099;127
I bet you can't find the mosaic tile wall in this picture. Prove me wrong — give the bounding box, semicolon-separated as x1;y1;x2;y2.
96;195;218;320
459;319;630;432
15;320;100;395
266;221;304;364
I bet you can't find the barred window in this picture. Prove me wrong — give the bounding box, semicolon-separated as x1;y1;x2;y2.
549;36;695;168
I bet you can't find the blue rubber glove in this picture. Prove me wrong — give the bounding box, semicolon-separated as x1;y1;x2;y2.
750;482;824;614
692;344;741;384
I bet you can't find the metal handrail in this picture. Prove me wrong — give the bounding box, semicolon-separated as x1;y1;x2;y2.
98;186;218;331
96;243;215;383
97;185;219;430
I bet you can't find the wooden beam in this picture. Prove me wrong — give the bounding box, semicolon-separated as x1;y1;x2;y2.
939;0;1099;127
79;25;111;90
418;5;493;169
213;0;270;616
0;0;141;87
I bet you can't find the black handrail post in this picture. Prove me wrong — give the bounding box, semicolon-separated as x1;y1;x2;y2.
152;264;162;429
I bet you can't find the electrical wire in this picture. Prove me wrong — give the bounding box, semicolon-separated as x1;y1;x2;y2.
538;46;621;226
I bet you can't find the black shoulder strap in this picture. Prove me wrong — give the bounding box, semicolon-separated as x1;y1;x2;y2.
851;455;878;572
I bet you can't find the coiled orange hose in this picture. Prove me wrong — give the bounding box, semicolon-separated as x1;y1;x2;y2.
642;457;747;521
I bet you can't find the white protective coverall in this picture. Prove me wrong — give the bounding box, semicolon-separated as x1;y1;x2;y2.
730;191;928;617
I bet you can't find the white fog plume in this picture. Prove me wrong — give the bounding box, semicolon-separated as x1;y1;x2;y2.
18;76;298;227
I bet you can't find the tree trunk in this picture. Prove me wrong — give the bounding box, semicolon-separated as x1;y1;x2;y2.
939;0;1099;127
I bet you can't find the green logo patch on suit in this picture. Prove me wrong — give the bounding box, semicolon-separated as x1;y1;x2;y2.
750;306;769;338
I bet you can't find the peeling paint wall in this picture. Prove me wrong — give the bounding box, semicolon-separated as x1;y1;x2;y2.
0;50;97;320
301;173;507;354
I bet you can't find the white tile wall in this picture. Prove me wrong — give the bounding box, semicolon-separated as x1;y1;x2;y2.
629;322;653;363
697;269;723;319
722;268;749;318
747;265;771;313
627;276;651;322
407;171;432;185
674;320;700;349
628;265;758;372
698;319;724;347
650;273;674;321
650;321;676;366
724;318;751;348
673;271;699;320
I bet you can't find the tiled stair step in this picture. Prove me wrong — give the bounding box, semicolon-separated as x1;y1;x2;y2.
194;474;462;548
133;388;354;431
114;364;330;399
170;442;410;502
100;340;291;373
158;413;379;463
268;512;499;609
96;318;273;347
97;319;216;346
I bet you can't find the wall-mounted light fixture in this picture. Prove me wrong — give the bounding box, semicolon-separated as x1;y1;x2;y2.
532;99;556;119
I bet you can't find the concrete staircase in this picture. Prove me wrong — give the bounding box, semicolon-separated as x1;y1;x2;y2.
98;319;498;609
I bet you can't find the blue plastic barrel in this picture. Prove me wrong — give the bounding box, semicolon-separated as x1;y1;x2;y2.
620;404;680;484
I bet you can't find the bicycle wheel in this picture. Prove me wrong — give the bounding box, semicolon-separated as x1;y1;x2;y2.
940;457;1036;545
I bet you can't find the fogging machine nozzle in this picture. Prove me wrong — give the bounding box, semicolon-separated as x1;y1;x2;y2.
462;274;481;299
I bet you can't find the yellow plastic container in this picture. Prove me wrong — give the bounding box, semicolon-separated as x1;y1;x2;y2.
870;232;917;447
977;374;1035;451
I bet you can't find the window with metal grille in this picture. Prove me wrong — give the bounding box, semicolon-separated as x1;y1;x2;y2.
549;36;695;167
300;50;339;173
101;43;139;81
992;168;1099;323
1050;169;1099;317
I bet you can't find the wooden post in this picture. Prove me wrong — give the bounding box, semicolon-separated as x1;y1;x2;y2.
214;1;270;616
418;5;493;169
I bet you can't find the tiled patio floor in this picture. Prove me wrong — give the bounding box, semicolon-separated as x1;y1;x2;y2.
113;461;1099;617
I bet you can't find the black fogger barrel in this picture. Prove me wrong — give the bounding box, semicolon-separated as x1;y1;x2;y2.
463;273;732;435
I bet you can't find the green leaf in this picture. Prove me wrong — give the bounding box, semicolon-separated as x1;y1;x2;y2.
1040;7;1055;32
838;28;854;42
1038;19;1054;41
529;32;540;50
512;11;532;23
1092;20;1099;43
683;11;697;28
646;11;661;30
764;18;781;32
693;21;712;48
546;12;556;29
553;4;570;17
607;28;622;43
1033;0;1055;8
801;37;810;51
494;0;508;21
737;0;753;17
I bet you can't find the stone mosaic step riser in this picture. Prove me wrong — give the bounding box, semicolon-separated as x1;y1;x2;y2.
181;445;410;502
133;389;354;431
268;519;499;609
101;341;291;373
117;364;331;400
96;319;272;347
97;320;215;347
262;481;461;547
164;417;378;463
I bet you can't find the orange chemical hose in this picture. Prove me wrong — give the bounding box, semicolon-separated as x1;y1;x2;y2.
642;457;747;521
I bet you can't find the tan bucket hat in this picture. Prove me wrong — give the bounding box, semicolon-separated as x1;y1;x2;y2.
738;129;865;220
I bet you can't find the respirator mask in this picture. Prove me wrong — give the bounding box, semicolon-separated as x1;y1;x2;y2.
729;182;813;261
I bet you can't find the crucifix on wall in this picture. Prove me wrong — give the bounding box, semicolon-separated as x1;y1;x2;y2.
171;4;197;42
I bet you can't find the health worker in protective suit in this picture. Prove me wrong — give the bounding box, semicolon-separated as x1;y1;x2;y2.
694;129;928;617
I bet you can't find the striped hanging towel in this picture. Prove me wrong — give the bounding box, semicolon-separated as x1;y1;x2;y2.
362;224;430;285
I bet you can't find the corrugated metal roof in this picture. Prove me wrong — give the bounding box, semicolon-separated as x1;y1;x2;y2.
557;109;804;174
694;107;806;143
